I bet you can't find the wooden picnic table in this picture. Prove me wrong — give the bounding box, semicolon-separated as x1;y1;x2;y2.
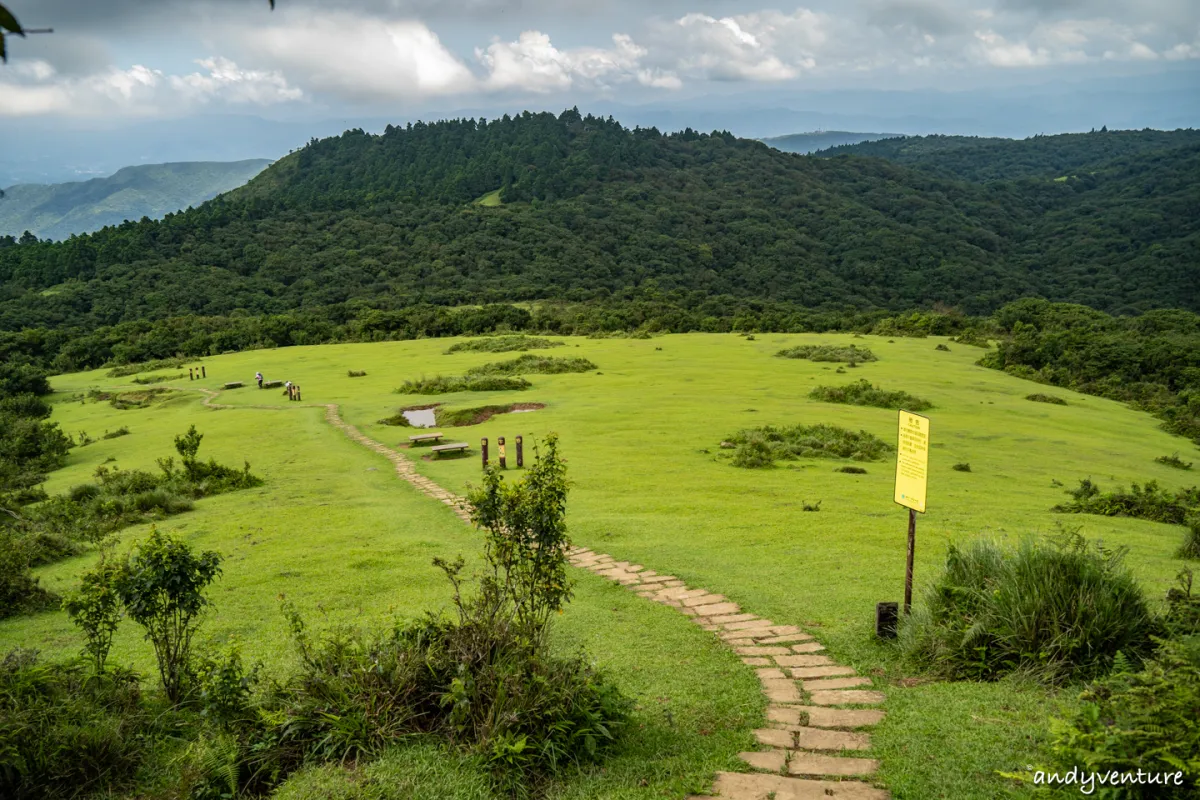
408;432;444;444
430;442;469;458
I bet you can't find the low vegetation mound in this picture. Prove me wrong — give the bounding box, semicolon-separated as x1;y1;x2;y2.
395;375;532;395
1053;479;1198;525
131;373;186;385
464;355;597;376
775;344;877;363
725;423;894;468
437;403;545;427
445;335;564;354
1157;453;1194;471
809;379;933;411
87;388;172;410
901;532;1158;682
1026;393;1068;405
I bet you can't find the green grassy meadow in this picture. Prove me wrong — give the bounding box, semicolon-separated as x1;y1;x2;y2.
6;333;1198;798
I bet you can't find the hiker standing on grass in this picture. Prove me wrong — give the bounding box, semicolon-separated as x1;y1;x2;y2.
255;372;263;389
284;380;292;396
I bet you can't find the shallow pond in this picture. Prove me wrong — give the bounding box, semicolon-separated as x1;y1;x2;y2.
402;408;437;428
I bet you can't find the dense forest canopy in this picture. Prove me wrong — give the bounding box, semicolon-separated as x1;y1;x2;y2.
0;110;1197;350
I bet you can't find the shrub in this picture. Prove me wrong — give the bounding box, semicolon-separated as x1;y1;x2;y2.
802;500;822;512
901;531;1158;682
0;530;59;619
102;426;131;439
1180;515;1200;560
725;424;894;467
377;412;412;426
951;331;992;348
61;548;124;674
106;357;197;377
953;462;972;472
347;370;367;377
1026;393;1068;405
775;344;877;363
935;343;951;351
464;355;597;376
395;375;532;394
835;466;868;474
1157;453;1194;471
115;528;223;704
445;336;564;354
809;379;933;411
1053;479;1197;525
131;373;186;385
0;650;155;799
109;389;171;410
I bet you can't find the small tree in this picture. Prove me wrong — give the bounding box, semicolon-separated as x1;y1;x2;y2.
464;433;572;636
174;425;204;479
61;546;124;673
116;527;222;704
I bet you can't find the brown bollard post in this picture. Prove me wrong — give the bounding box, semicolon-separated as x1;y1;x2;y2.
189;368;194;381
498;437;507;469
296;386;301;402
481;438;489;468
515;435;523;468
201;366;206;378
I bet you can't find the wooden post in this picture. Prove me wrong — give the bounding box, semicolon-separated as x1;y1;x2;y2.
498;437;507;469
296;386;301;402
481;438;489;468
201;366;206;378
515;435;523;468
904;508;916;615
189;368;194;381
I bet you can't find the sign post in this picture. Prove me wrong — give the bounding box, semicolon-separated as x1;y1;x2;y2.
894;410;930;615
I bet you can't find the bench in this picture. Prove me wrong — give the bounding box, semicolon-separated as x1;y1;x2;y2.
431;442;469;458
262;380;284;389
409;432;444;445
223;381;244;389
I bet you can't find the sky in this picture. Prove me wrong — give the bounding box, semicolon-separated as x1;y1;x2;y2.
0;0;1198;183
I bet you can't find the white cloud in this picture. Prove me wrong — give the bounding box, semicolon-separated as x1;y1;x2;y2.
477;31;675;92
0;58;302;118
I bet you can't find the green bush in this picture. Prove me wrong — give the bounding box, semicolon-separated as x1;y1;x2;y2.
725;423;894;467
1157;453;1194;471
775;344;877;363
102;426;131;439
0;530;59;619
395;375;532;394
1180;515;1200;560
445;336;564;354
1027;393;1068;405
61;549;124;674
836;466;868;474
935;343;951;351
953;462;972;472
347;370;367;377
1047;626;1200;798
809;379;933;411
901;531;1158;682
105;357;197;378
0;649;157;799
130;373;186;385
377;412;412;426
1053;479;1198;525
464;355;597;376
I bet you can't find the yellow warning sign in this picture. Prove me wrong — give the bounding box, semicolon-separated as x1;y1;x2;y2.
894;410;930;513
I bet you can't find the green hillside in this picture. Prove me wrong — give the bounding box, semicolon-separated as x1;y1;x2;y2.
759;130;903;154
0;112;1197;342
816;128;1200;182
0;160;272;241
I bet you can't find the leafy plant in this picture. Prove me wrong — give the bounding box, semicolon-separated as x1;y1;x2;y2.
102;426;131;439
953;462;972;472
61;547;124;674
935;343;951;351
115;528;223;704
1053;478;1198;525
809;379;933;411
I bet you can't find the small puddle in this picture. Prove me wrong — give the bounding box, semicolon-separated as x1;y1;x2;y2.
403;408;437;428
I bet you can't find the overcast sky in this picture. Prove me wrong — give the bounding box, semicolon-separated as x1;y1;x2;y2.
1;0;1197;122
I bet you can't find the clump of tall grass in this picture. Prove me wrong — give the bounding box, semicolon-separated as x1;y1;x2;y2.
130;373;186;385
347;370;367;378
725;423;894;468
1027;393;1068;405
1053;478;1198;525
445;335;564;354
464;355;597;376
1157;453;1194;471
775;344;877;363
394;375;532;395
901;531;1158;682
809;379;933;411
105;357;198;378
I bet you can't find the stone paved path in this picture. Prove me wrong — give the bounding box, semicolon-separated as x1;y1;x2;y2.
190;388;890;799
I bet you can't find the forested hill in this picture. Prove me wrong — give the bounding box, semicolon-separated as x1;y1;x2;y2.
0;160;272;241
1;110;1197;337
815;128;1200;182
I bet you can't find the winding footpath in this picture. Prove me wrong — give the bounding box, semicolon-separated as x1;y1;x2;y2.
196;389;891;800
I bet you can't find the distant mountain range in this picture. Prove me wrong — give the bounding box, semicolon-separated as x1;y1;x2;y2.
0;160;273;241
759;131;903;154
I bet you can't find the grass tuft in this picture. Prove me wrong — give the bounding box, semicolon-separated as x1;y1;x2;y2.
776;344;877;363
1026;393;1067;405
809;379;933;411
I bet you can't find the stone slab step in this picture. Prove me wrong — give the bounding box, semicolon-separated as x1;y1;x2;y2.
788;754;879;778
809;690;886;706
707;771;889;799
801;677;872;691
789;666;857;679
793;726;871;751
